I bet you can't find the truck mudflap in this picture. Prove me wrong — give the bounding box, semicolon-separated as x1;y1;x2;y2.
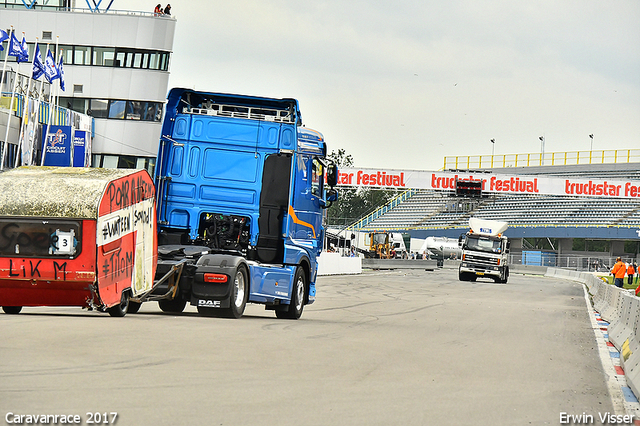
191;254;248;307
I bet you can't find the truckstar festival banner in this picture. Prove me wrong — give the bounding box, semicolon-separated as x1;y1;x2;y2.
336;168;640;199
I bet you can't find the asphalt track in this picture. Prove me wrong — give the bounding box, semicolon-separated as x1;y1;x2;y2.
0;269;616;426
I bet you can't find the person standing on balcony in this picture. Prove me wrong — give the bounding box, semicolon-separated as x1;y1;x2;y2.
611;257;626;288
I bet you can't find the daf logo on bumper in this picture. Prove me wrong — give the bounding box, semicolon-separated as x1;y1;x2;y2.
198;300;221;307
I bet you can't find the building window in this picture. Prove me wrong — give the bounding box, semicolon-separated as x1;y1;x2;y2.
92;47;116;66
93;154;156;176
61;97;163;122
74;46;91;65
108;100;126;119
59;45;73;65
89;99;108;118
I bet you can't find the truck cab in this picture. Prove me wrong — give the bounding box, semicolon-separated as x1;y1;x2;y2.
154;88;337;319
458;218;510;283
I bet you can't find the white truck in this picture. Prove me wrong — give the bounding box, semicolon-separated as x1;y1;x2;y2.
458;218;510;283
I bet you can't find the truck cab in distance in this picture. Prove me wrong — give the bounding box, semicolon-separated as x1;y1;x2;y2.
154;88;338;319
458;218;510;283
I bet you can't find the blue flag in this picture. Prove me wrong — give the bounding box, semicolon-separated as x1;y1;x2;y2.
8;32;27;63
32;44;46;80
0;29;8;51
20;35;29;62
44;49;59;83
58;55;66;91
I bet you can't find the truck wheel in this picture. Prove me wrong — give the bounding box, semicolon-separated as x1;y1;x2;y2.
2;306;22;314
276;267;306;320
107;290;130;317
459;270;471;281
159;298;187;313
223;265;249;319
128;301;142;314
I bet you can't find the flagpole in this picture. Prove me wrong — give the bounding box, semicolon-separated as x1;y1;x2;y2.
15;34;35;168
41;39;60;166
1;30;24;171
1;27;16;171
54;36;60;126
1;27;14;90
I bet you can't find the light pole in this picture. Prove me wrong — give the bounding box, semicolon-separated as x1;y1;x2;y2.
539;136;545;165
589;134;594;152
490;139;495;168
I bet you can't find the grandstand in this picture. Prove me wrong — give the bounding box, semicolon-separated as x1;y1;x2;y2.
341;151;640;264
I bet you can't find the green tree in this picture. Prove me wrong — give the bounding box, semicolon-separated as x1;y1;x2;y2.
326;150;398;227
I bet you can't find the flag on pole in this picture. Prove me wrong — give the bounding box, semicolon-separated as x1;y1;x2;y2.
32;44;46;80
20;35;29;62
8;32;27;63
0;29;8;50
44;49;59;83
58;55;66;91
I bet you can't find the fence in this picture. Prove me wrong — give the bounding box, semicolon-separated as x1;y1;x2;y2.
444;149;640;170
510;254;637;271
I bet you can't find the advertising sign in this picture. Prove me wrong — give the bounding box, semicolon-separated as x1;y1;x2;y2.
73;130;87;167
42;125;72;167
337;167;640;200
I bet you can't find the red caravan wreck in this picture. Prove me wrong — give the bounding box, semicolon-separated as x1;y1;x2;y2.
0;167;157;316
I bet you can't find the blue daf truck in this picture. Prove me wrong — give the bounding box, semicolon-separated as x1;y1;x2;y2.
153;88;338;319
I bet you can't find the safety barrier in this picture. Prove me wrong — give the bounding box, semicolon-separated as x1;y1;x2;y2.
362;258;438;270
317;252;362;276
546;268;640;398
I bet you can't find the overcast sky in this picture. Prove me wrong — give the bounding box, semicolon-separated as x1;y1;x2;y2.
130;0;639;171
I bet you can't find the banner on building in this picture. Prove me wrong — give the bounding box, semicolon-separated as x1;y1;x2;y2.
73;130;87;167
42;125;72;167
336;168;640;199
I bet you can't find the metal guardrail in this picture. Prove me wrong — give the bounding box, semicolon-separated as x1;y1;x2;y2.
444;149;640;170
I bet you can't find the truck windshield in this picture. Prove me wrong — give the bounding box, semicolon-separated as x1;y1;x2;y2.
371;234;387;245
465;236;502;253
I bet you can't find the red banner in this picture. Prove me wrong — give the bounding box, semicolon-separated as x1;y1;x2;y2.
337;168;640;199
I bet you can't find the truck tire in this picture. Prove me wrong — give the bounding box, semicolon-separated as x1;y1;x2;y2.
107;290;130;317
2;306;22;314
494;267;509;283
223;264;249;319
158;298;187;313
459;270;472;281
276;266;306;320
128;301;142;314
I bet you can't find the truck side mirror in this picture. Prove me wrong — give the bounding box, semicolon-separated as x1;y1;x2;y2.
327;163;338;187
458;235;464;247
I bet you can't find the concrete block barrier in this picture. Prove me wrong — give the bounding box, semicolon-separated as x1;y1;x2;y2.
547;267;640;400
362;258;438;270
600;286;623;324
621;303;640;398
317;252;362;276
609;293;638;351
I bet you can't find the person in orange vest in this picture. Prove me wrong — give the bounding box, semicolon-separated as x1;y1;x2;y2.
628;262;636;287
610;257;626;288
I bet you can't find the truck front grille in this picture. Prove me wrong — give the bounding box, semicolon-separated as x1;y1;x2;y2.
464;253;499;265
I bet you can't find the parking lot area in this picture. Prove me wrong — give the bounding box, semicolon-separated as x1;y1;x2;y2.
1;269;613;426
